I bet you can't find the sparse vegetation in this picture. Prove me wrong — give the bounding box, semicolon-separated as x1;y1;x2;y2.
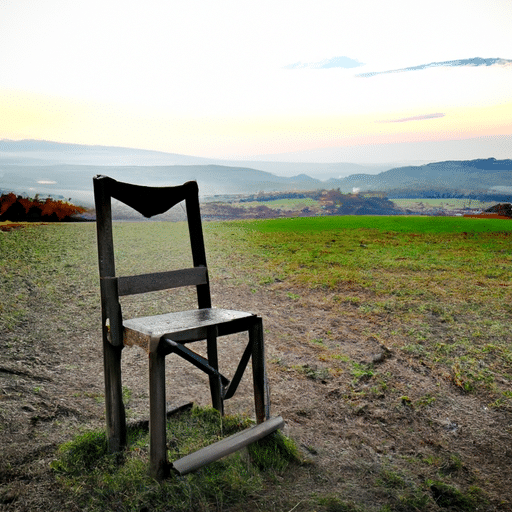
51;405;301;511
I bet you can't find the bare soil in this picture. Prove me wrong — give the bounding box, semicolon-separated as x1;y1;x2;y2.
1;231;511;511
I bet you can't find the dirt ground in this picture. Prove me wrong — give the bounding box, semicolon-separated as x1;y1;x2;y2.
1;252;511;511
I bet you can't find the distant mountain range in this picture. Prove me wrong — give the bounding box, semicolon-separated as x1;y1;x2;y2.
0;139;390;179
0;140;511;205
334;158;512;198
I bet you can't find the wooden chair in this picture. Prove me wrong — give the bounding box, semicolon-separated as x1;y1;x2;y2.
93;175;282;479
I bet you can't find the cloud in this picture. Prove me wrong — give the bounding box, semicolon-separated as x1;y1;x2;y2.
378;113;445;123
284;56;364;70
357;57;512;78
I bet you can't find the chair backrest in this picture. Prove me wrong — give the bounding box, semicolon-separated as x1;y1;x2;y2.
93;175;212;347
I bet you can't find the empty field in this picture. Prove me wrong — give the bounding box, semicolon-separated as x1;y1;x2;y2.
1;216;511;511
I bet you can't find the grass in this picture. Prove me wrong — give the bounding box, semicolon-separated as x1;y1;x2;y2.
238;197;320;210
51;405;301;512
390;198;495;211
238;214;512;233
235;216;512;402
0;223;99;331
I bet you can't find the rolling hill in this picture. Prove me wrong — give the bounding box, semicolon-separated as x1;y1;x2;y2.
1;140;511;205
331;158;512;197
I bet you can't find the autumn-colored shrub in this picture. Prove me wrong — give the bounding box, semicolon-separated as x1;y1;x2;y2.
0;193;86;222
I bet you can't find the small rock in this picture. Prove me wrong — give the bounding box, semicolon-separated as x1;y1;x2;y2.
371;353;386;364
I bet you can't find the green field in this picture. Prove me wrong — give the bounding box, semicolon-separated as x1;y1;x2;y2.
236;215;512;388
239;214;512;233
390;198;495;210
237;197;319;210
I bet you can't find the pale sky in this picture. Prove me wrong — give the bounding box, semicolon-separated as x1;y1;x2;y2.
1;0;511;161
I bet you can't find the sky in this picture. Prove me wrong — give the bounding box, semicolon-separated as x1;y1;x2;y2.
1;0;512;163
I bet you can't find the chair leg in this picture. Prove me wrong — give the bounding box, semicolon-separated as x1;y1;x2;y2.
207;326;224;414
103;339;126;452
149;350;168;480
250;317;270;423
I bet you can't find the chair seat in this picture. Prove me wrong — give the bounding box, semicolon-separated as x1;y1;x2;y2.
123;308;256;353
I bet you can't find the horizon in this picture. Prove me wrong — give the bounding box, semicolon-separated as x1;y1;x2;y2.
1;136;511;169
1;1;511;162
1;137;511;207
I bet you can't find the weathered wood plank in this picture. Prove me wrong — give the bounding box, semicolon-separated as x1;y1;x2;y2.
251;317;270;423
159;338;229;387
172;416;285;475
94;176;127;452
118;267;208;296
123;308;256;352
149;351;169;480
102;337;127;452
206;326;224;414
223;339;252;400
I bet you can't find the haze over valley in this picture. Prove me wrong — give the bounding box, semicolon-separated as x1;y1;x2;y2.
1;140;510;207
